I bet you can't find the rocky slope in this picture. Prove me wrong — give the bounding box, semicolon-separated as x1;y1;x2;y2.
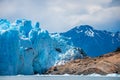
46;49;120;75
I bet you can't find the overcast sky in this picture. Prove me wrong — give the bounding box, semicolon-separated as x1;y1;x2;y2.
0;0;120;32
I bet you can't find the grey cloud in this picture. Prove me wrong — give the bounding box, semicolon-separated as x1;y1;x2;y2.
0;0;120;32
109;0;120;7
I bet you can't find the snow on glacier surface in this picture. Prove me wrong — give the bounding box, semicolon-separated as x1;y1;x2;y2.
0;19;85;75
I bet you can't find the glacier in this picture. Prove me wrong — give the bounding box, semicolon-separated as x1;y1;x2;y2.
0;19;86;75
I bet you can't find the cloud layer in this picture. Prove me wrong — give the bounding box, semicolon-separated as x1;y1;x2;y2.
0;0;120;32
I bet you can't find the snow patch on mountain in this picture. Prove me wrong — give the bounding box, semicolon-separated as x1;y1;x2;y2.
85;29;94;37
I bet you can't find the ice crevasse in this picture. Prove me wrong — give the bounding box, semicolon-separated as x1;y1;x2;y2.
0;19;86;75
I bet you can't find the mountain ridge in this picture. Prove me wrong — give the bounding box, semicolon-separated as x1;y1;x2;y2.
60;25;120;57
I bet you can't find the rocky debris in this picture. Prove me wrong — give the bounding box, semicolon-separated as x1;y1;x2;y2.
115;47;120;52
46;50;120;75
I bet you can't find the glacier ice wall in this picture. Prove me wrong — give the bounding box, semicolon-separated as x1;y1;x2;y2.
0;19;86;75
0;29;19;75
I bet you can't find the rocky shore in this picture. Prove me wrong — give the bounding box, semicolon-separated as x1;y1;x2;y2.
46;49;120;75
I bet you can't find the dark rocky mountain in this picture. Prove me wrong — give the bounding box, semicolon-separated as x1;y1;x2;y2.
60;25;120;57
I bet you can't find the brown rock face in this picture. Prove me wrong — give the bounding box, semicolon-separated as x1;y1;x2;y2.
46;51;120;75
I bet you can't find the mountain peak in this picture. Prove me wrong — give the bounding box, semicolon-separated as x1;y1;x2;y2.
76;25;94;31
61;25;120;57
72;25;95;37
